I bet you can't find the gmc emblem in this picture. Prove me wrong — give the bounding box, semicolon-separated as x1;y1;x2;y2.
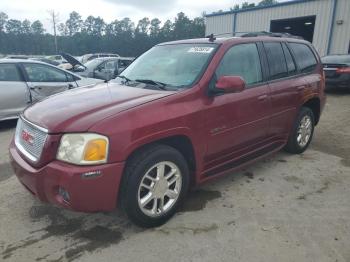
21;129;34;145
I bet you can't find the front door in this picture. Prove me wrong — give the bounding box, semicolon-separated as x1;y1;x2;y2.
204;43;271;169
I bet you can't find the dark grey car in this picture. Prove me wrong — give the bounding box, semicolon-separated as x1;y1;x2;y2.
0;59;103;121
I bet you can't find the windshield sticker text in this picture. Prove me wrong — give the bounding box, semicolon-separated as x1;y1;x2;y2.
188;47;214;53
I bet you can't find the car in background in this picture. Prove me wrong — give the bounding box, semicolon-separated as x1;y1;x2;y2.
29;57;61;66
61;53;134;81
5;55;30;59
80;53;120;64
46;55;68;65
322;54;350;90
0;59;103;121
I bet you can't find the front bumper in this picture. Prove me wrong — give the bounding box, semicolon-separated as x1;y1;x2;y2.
9;141;125;212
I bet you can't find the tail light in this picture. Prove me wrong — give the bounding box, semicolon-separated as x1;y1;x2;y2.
336;67;350;74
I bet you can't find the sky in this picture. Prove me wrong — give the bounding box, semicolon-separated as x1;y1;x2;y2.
0;0;284;33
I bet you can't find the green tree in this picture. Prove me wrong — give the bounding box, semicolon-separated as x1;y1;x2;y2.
0;12;8;32
136;17;150;34
242;2;255;9
31;20;45;34
150;18;161;37
258;0;278;6
6;19;22;34
66;11;82;36
58;22;69;36
83;16;105;36
173;12;192;39
22;19;31;34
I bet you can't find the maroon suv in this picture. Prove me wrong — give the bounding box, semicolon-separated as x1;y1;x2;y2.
10;35;326;227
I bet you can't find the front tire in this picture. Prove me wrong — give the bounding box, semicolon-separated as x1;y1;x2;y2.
285;107;315;154
121;145;189;228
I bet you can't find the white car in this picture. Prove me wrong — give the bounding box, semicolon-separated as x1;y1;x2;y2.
0;59;104;121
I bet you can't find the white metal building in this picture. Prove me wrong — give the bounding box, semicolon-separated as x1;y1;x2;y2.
205;0;350;56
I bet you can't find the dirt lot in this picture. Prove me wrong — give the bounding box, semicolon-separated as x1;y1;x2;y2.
0;92;349;262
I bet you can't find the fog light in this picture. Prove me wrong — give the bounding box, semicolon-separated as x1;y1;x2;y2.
58;187;70;203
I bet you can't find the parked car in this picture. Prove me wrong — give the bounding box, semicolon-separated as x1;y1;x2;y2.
29;57;61;66
9;35;325;227
80;53;120;64
0;59;103;121
61;53;134;81
322;54;350;90
5;55;30;59
46;55;68;65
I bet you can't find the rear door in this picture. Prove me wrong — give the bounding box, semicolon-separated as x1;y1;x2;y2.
0;63;29;120
264;41;305;138
21;63;73;102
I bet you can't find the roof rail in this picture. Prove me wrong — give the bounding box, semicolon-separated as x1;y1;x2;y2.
235;31;303;39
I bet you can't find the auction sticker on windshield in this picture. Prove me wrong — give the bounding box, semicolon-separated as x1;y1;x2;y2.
188;47;214;53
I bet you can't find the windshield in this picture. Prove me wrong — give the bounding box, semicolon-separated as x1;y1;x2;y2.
120;43;217;88
84;59;103;70
322;55;350;64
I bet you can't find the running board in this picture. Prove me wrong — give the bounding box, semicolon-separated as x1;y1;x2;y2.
203;142;283;177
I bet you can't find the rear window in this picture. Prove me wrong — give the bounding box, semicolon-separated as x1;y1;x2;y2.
264;42;288;80
0;64;21;81
289;43;317;73
282;43;297;75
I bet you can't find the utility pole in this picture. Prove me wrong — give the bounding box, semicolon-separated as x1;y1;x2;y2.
48;10;59;54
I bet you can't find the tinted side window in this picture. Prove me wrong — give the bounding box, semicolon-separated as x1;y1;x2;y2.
282;43;297;75
216;43;262;85
289;43;317;73
0;64;21;81
264;42;288;80
23;64;68;82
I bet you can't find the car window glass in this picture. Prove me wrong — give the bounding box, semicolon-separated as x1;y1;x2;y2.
23;63;68;82
264;42;288;80
119;59;132;67
66;73;75;82
104;61;116;70
289;43;317;73
282;43;297;75
0;64;21;81
216;43;262;85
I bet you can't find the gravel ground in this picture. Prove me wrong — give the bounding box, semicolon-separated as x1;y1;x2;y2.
0;92;349;262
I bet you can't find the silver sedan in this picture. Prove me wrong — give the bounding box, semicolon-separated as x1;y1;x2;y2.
0;59;103;121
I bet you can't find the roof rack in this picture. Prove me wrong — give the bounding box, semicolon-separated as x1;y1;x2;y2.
235;31;303;39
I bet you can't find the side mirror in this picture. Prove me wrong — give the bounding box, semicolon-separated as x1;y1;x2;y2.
215;76;245;94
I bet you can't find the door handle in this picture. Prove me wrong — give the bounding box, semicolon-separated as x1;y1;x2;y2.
297;85;306;91
257;94;268;101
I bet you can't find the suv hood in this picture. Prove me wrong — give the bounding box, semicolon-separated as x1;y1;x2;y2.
61;52;86;68
24;83;176;133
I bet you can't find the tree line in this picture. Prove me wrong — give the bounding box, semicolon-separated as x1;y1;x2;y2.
0;11;205;57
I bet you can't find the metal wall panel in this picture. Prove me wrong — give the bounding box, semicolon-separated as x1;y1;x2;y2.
235;0;333;56
205;14;233;37
330;0;350;54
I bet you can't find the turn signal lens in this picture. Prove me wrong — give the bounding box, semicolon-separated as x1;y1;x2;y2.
84;139;107;161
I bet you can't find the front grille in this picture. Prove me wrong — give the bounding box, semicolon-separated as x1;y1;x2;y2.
15;117;48;162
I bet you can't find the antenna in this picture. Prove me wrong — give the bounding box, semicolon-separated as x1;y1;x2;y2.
205;33;217;42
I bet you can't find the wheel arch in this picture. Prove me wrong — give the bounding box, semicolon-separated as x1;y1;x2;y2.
302;97;321;125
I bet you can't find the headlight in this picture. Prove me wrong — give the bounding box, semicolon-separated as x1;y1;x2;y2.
57;133;109;165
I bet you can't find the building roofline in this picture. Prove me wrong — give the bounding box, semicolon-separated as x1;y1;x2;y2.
205;0;316;18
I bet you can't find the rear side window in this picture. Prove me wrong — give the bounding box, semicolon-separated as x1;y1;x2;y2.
216;43;262;85
264;42;288;80
282;43;297;75
289;43;317;73
0;64;22;81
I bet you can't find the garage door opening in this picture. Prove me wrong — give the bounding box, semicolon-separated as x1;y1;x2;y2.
270;16;316;43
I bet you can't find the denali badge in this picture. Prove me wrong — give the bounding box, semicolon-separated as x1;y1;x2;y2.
21;129;34;145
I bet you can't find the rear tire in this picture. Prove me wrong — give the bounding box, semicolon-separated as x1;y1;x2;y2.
121;144;189;228
285;107;315;154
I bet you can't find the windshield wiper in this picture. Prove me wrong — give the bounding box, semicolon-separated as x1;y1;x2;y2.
135;79;168;90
